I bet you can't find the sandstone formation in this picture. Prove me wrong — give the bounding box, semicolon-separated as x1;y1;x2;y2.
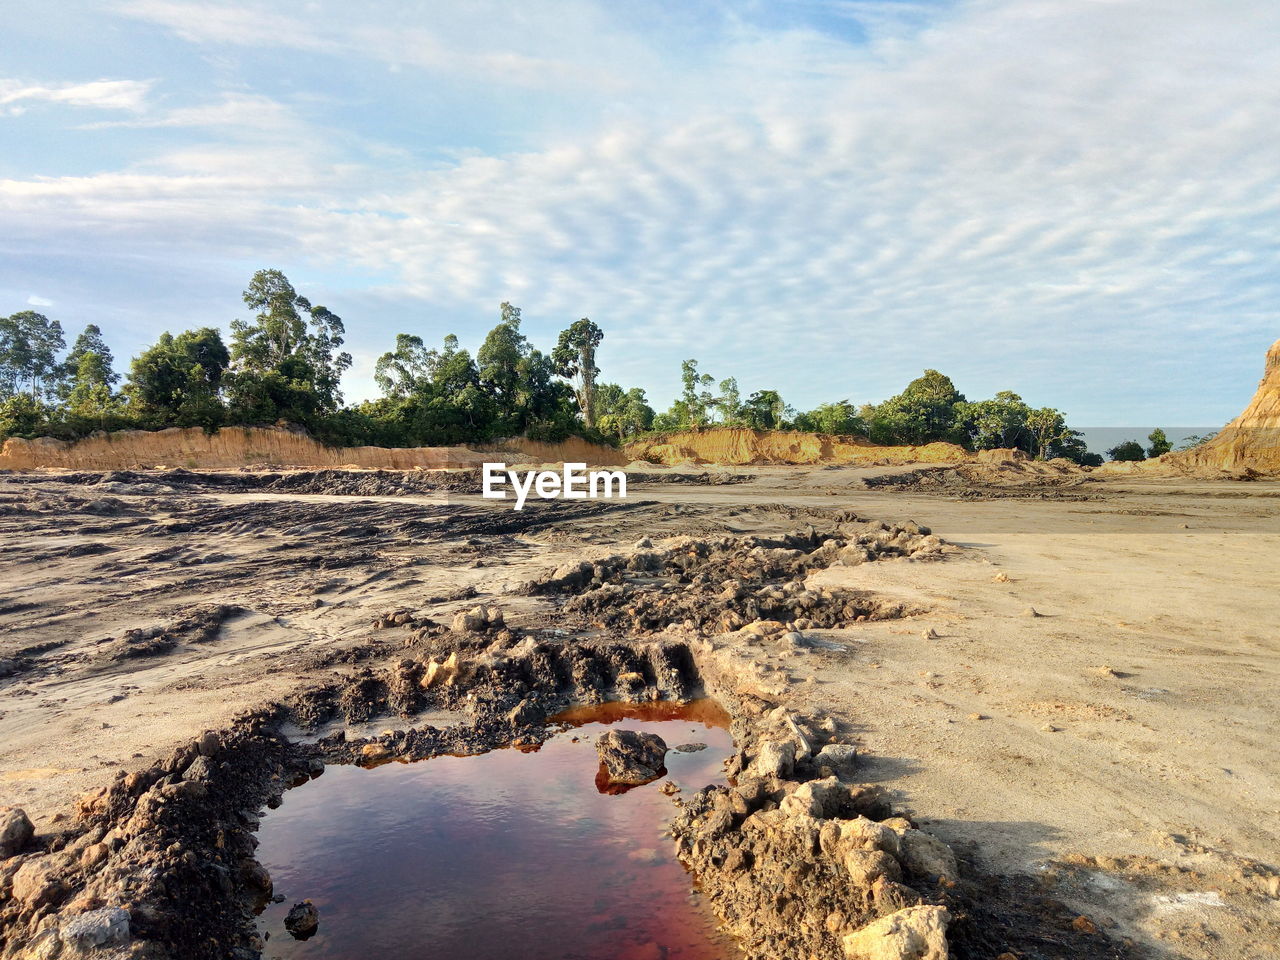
1099;337;1280;477
1169;337;1280;474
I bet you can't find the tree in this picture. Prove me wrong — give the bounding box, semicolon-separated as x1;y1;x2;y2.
227;269;352;421
1024;407;1078;460
677;359;715;428
954;391;1032;451
0;311;65;400
794;400;862;435
125;328;229;427
874;369;965;444
713;377;741;424
552;319;603;429
1107;440;1147;462
596;383;655;441
1147;428;1172;458
742;390;786;430
64;324;119;389
66;351;121;421
374;334;435;400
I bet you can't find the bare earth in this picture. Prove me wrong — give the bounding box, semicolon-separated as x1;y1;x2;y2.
2;465;1278;958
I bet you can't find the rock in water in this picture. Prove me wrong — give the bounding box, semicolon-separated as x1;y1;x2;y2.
285;900;320;939
595;729;668;785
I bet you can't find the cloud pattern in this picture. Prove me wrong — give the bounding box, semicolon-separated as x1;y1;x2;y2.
1;0;1278;421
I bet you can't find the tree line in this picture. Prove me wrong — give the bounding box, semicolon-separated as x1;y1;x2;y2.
3;267;1113;463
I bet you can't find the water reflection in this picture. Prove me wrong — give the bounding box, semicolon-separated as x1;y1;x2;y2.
256;701;739;960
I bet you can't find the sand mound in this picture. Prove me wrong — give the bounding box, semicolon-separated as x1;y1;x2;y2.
624;428;969;466
1100;337;1280;478
0;426;625;472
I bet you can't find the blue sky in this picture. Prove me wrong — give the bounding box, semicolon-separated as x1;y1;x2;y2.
2;0;1277;426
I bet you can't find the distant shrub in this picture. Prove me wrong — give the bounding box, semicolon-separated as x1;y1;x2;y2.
1107;440;1147;462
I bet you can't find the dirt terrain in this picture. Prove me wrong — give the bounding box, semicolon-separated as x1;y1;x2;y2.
1;462;1278;959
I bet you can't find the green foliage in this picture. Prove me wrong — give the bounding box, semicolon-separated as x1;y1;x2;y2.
1107;440;1148;462
63;324;119;391
871;369;966;444
3;280;1103;463
0;394;48;439
1177;431;1217;451
740;390;785;430
595;383;655;441
0;311;66;400
1147;428;1172;458
792;400;862;435
125;328;229;428
227;269;352;424
552;319;603;429
954;391;1031;450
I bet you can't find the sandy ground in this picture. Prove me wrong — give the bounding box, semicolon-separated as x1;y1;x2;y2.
2;465;1278;958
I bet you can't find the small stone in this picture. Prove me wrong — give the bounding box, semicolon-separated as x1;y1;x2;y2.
506;698;541;727
80;843;110;870
814;743;859;780
0;806;35;857
1041;724;1060;733
751;739;796;779
922;628;939;639
182;755;215;782
967;713;987;721
1021;607;1041;617
843;905;950;960
1072;915;1098;934
361;742;392;761
992;571;1010;583
899;829;958;881
11;860;64;908
59;906;131;950
843;847;903;885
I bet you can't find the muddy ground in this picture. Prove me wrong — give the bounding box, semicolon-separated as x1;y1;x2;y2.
1;463;1278;959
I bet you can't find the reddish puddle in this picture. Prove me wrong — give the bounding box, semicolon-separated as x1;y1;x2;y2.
256;701;740;960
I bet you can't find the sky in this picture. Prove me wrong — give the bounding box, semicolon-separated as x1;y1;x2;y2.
1;0;1277;426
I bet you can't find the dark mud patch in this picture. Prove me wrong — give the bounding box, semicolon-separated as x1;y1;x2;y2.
523;521;942;636
864;466;1102;501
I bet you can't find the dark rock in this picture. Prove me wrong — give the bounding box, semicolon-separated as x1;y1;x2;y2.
285;900;320;939
0;806;34;857
595;729;667;785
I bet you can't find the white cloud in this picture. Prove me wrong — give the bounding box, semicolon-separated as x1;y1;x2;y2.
0;78;153;112
26;294;54;307
5;0;1280;421
79;93;296;131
